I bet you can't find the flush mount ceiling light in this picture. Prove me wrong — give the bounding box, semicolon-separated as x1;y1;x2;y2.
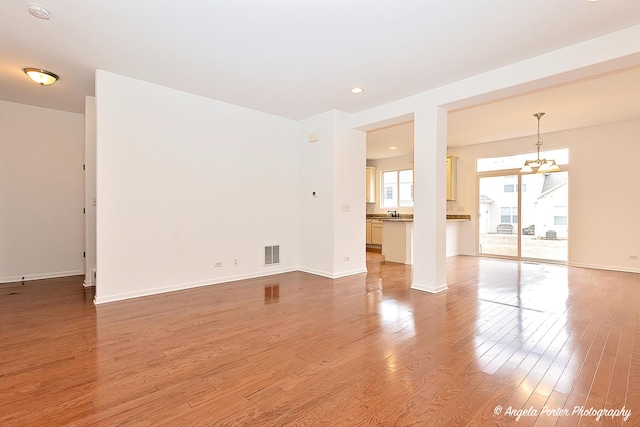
23;68;59;86
520;112;561;174
28;3;51;20
389;146;397;150
350;87;364;94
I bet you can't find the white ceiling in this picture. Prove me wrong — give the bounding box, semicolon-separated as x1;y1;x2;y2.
366;121;414;160
3;0;640;124
365;64;640;158
447;65;640;147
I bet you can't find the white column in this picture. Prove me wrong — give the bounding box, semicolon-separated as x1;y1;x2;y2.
84;96;97;288
411;106;448;293
298;110;367;279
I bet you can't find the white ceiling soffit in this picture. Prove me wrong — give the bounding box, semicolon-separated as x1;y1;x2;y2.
366;65;640;157
2;1;640;120
447;65;640;147
366;121;413;160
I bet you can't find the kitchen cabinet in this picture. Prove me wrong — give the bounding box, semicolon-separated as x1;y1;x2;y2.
371;220;383;245
366;219;383;245
366;167;376;203
446;156;457;201
381;220;414;264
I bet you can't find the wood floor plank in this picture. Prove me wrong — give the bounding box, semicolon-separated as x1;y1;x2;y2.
1;254;639;425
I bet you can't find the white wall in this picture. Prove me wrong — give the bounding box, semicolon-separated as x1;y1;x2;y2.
567;120;640;272
0;100;84;282
95;71;300;303
298;110;367;278
298;111;335;277
352;24;640;291
332;111;367;277
449;119;640;273
366;154;414;215
6;24;640;297
84;97;97;287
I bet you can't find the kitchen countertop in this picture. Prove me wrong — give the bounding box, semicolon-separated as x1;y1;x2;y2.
367;214;412;220
446;214;471;221
367;214;471;221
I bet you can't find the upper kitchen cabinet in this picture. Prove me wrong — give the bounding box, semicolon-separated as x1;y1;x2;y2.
366;166;376;203
446;156;457;201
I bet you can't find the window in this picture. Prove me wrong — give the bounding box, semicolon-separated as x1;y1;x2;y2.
554;216;568;226
503;176;525;192
385;186;394;200
399;170;413;207
554;206;568;226
500;207;517;223
382;169;413;208
477;148;569;173
382;171;397;208
504;176;517;192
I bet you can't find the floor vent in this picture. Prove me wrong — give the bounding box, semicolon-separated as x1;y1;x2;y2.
265;245;280;265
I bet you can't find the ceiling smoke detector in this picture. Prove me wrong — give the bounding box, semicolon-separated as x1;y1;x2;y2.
28;3;51;20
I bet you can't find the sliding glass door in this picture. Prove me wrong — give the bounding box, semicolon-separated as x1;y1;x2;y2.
478;175;519;257
478;172;568;262
520;172;568;262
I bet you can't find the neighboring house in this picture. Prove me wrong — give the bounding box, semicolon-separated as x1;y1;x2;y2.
534;173;569;239
479;194;494;235
479;173;568;238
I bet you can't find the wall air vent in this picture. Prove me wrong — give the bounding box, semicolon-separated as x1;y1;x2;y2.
264;245;280;266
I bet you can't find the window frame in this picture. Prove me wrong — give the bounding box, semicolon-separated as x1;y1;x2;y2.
381;168;414;209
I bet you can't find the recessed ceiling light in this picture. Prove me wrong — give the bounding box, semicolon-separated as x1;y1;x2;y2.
350;87;364;94
28;3;51;20
389;146;397;150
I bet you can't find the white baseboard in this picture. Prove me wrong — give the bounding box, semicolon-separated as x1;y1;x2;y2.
94;267;298;305
1;270;83;284
332;267;368;279
296;267;335;279
568;262;640;274
455;250;477;257
296;266;367;279
411;281;448;293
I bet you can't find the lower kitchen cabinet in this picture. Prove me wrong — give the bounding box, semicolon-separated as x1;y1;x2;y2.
371;220;383;245
366;219;383;245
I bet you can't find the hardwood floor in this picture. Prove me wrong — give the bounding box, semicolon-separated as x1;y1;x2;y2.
1;253;639;426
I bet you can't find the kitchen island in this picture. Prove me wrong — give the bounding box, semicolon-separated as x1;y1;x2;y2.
381;219;414;264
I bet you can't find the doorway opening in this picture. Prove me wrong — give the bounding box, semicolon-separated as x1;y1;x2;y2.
477;150;568;263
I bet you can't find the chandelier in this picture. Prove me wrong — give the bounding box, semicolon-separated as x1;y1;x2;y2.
520;112;560;174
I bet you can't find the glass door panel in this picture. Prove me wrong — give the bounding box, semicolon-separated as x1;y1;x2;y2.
520;172;568;261
478;175;519;257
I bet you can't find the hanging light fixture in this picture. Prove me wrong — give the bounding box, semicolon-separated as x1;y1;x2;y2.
520;112;560;174
23;68;59;86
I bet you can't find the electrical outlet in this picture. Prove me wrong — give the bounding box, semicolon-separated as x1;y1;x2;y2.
629;255;639;260
214;262;223;268
344;256;350;262
234;259;238;266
